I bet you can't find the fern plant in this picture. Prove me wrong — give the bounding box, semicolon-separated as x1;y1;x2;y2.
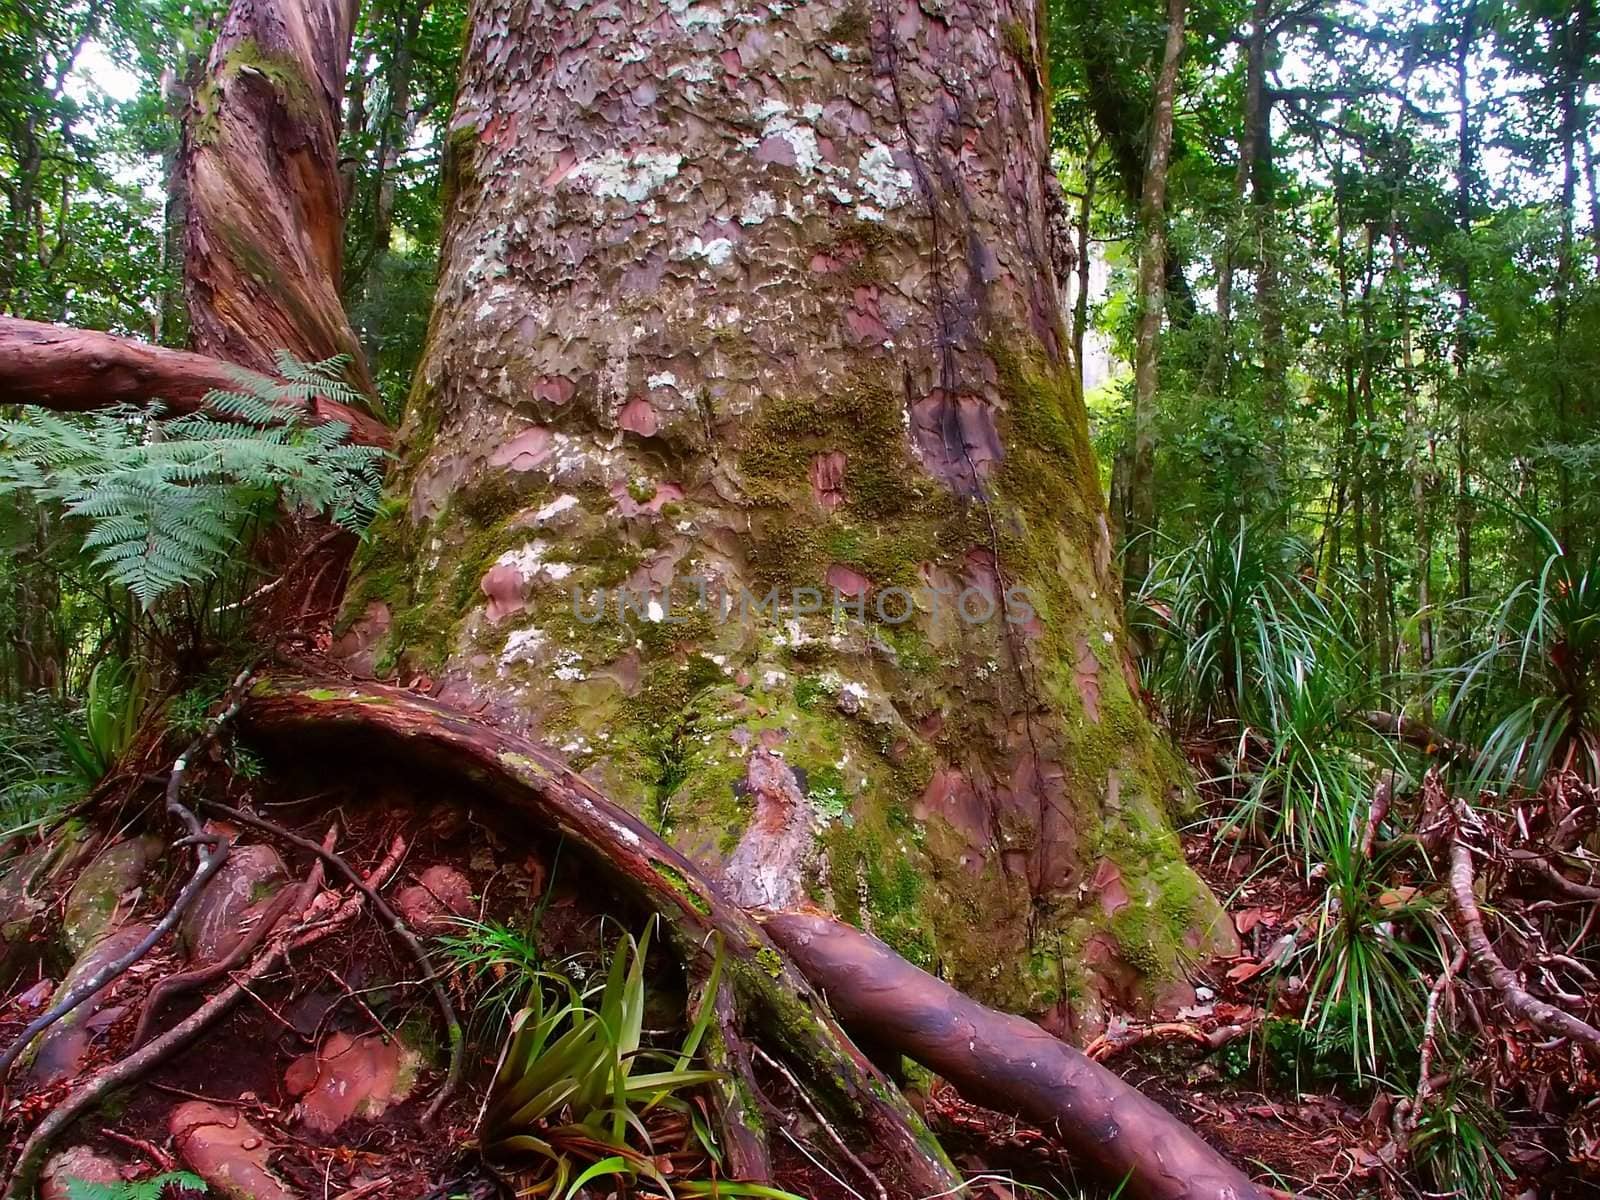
0;353;384;608
65;1171;206;1199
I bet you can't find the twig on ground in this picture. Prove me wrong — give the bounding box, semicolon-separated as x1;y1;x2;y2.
1404;946;1466;1135
0;665;257;1077
197;800;461;1122
100;1129;175;1171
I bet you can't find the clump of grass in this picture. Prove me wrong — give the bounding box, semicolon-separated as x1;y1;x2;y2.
477;920;798;1199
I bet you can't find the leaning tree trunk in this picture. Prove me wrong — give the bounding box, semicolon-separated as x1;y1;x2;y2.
181;0;373;391
342;0;1235;1031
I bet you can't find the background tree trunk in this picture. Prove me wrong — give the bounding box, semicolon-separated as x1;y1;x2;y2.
180;0;373;392
343;0;1234;1029
1125;0;1186;591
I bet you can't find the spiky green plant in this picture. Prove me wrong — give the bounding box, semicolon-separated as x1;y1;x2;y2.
1135;516;1346;732
0;353;383;608
1436;527;1600;793
1409;1078;1510;1200
1288;793;1445;1081
54;658;146;786
477;921;747;1199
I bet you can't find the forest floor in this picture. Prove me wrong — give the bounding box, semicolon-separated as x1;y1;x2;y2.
2;736;1591;1199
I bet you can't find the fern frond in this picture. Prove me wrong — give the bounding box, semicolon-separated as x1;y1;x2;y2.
0;352;385;608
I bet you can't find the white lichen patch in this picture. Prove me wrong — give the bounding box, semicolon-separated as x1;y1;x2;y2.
570;150;683;204
756;103;823;176
679;4;726;30
857;143;915;210
677;235;735;266
500;626;547;667
647;371;680;391
533;494;579;523
496;540;574;583
739;191;777;225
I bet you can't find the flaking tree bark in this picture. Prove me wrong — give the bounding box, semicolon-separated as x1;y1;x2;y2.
180;0;373;391
342;0;1236;1031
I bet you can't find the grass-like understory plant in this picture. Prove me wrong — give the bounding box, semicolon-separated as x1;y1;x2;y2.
475;919;797;1200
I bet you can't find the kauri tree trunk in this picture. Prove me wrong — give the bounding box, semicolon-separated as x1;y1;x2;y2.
342;0;1235;1031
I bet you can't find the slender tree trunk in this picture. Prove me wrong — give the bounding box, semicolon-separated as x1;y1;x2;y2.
1252;12;1285;501
1584;128;1600;276
1453;2;1475;611
1125;0;1187;590
346;0;1234;1027
1391;225;1432;666
1552;1;1590;553
1207;0;1265;395
1072;134;1100;395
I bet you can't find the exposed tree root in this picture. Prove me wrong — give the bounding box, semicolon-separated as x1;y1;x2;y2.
240;671;969;1197
239;670;1272;1200
704;984;774;1182
131;877;302;1047
760;910;1271;1200
198;800;463;1123
1448;798;1600;1054
1402;946;1466;1137
0;668;256;1076
3;830;334;1199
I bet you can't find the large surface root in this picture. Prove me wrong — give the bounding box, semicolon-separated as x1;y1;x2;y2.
761;910;1270;1200
241;669;1270;1200
241;670;964;1198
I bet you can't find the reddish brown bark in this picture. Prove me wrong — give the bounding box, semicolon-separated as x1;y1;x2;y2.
0;316;389;446
180;0;372;392
239;671;964;1198
352;0;1235;1023
762;910;1271;1200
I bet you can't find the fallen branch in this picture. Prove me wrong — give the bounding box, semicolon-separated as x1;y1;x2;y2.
1447;801;1600;1054
761;909;1271;1200
0;316;389;447
1361;711;1482;769
4;830;334;1199
240;672;964;1197
197;801;462;1123
1085;1020;1254;1063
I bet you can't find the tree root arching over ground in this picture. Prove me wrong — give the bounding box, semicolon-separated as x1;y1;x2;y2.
234;669;1269;1200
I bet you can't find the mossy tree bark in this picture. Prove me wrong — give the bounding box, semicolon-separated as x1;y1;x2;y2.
345;0;1235;1033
